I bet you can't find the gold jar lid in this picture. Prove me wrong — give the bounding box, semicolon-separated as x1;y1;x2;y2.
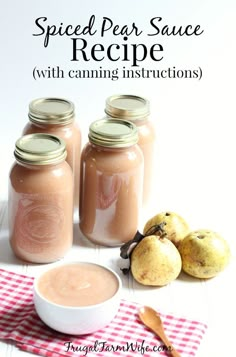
14;134;67;165
89;118;138;148
28;97;75;125
105;94;150;121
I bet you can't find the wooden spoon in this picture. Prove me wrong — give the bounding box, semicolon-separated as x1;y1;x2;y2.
138;306;181;357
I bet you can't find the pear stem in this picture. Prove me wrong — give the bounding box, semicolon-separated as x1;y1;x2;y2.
145;222;167;237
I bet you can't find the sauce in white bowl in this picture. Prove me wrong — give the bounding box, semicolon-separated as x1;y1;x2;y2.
34;262;122;335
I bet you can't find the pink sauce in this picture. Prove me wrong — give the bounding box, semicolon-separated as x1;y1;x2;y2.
105;95;156;206
79;119;143;246
9;134;73;263
37;263;119;307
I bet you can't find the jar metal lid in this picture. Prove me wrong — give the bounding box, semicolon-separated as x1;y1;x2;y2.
28;97;75;125
89;118;138;148
105;94;150;121
14;134;67;165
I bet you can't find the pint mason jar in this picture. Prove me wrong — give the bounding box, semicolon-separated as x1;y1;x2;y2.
22;97;81;216
8;134;73;263
105;94;156;206
79;118;144;247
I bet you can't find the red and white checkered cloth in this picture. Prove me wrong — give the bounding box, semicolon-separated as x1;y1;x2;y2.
0;268;207;357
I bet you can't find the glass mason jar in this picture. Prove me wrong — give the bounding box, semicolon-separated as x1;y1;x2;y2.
22;97;81;216
8;134;73;263
105;94;156;206
79;118;144;247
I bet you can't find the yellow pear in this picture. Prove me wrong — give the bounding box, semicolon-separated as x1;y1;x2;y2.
131;235;182;286
178;230;231;278
143;211;190;247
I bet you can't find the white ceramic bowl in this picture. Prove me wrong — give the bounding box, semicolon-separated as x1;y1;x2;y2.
33;261;122;335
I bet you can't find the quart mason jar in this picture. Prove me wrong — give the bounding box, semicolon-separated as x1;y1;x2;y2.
22;97;81;216
79;118;144;247
8;134;73;263
105;95;156;206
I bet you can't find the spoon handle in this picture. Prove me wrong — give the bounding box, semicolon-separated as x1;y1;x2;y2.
154;327;181;357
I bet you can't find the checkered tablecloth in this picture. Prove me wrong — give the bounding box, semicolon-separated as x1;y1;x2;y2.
0;268;207;356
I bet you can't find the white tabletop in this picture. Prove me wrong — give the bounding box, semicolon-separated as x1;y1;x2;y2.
0;200;235;357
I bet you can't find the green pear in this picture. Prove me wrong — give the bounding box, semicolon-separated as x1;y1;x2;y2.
143;211;190;247
131;235;182;286
178;230;231;279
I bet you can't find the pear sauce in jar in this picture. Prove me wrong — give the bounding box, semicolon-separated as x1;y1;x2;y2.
105;95;156;206
79;118;144;246
8;134;73;263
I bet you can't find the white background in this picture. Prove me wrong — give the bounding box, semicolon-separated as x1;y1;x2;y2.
1;0;235;248
0;1;236;356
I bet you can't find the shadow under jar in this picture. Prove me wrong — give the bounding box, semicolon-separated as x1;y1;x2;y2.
22;97;81;216
79;118;144;247
8;134;73;263
105;94;156;206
